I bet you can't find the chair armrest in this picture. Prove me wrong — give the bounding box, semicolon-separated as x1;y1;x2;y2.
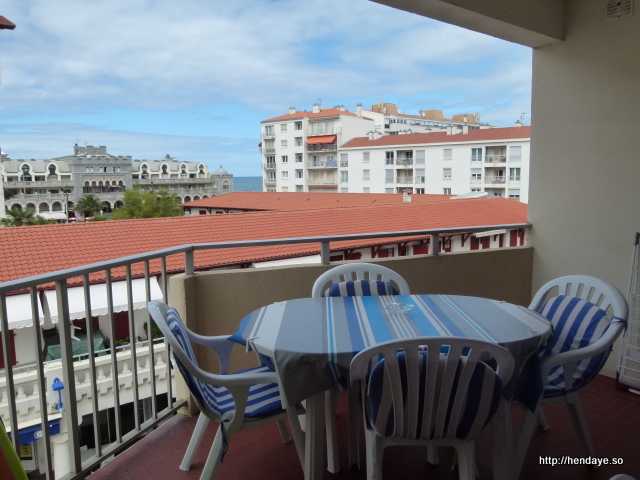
541;321;625;382
185;330;234;374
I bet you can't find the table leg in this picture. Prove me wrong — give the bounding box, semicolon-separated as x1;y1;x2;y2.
515;405;540;479
305;391;326;480
492;398;514;480
325;390;340;473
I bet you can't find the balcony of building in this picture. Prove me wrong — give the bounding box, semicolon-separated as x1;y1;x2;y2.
307;158;338;169
132;177;212;186
484;176;506;187
4;179;75;189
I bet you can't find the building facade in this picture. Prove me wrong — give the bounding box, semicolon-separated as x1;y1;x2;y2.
339;126;530;201
261;105;376;192
0;145;233;219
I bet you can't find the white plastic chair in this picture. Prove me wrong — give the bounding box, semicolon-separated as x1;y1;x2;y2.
148;302;303;480
351;337;515;480
516;275;628;474
312;262;410;298
311;262;410;472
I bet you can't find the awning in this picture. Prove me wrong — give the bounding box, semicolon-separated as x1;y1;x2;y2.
306;135;337;145
5;278;163;329
39;212;67;221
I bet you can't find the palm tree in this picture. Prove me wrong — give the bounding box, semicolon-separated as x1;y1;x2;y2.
1;206;49;227
76;194;102;218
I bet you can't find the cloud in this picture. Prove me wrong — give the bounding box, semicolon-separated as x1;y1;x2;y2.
0;0;532;173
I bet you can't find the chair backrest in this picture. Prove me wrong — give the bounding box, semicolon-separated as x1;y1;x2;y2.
311;262;410;298
350;337;514;442
529;275;628;391
147;301;222;419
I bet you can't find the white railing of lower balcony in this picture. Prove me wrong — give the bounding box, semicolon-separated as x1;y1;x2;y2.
0;224;530;479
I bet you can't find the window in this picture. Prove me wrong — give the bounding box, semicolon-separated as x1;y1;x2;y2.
340;187;349;193
264;125;274;136
280;123;288;132
385;151;394;165
471;147;483;162
415;188;425;194
385;170;394;184
296;185;304;192
443;167;452;180
415;168;426;184
265;155;276;167
340;171;348;183
340;153;349;168
509;146;522;163
296;169;304;179
385;188;394;193
509;167;521;181
363;187;370;193
443;148;453;161
362;152;370;164
281;186;289;191
443;187;452;195
471;187;481;192
280;139;288;148
415;150;425;165
295;153;303;163
294;121;303;131
509;189;521;199
281;155;288;163
281;170;288;179
362;169;370;181
471;168;482;181
295;137;303;147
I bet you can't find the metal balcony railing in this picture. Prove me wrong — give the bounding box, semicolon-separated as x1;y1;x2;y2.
485;154;507;163
132;177;210;185
0;222;530;479
308;159;337;169
4;179;75;189
486;176;506;184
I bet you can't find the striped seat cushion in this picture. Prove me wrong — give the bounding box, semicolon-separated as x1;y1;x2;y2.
366;351;502;440
327;279;400;297
166;308;284;419
536;295;613;397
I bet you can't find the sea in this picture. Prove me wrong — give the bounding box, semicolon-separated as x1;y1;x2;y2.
233;176;262;192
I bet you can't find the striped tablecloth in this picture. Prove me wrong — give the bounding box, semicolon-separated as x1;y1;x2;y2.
231;294;551;408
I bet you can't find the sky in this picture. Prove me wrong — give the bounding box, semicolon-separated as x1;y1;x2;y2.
0;0;532;176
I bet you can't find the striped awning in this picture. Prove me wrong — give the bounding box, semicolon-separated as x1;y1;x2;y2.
306;135;336;145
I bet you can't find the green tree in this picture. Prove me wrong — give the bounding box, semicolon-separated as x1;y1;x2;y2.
2;206;49;227
112;188;182;219
76;195;102;218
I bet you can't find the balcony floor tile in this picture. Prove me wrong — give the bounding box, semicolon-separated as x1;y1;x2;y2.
90;375;640;479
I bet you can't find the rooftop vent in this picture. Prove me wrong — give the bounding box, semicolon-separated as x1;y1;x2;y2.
606;0;633;18
312;103;320;113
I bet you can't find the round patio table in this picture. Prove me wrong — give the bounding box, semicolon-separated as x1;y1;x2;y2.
232;294;551;480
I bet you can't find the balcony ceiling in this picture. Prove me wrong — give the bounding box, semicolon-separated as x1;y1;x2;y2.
371;0;565;47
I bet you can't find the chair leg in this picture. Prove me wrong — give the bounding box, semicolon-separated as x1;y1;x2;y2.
276;417;292;444
199;424;227;480
286;407;305;469
348;386;365;470
456;442;475;480
325;389;341;473
537;406;550;432
364;429;384;480
566;394;595;457
426;445;439;465
180;412;210;472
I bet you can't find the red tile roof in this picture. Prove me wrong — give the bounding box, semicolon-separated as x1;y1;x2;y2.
184;192;450;211
262;108;358;123
0;197;527;287
0;16;15;29
342;126;531;148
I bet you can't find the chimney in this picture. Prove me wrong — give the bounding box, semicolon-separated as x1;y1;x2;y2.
288;106;296;114
356;103;363;116
402;192;412;203
336;104;346;112
312;103;320;113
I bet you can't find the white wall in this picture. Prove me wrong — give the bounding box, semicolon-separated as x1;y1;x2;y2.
530;0;640;374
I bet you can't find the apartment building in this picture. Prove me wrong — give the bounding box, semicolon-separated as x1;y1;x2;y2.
364;102;488;135
0;145;233;219
261;105;376;192
340;126;531;202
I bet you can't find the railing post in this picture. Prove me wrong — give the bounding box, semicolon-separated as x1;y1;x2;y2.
55;279;82;475
432;233;440;257
320;241;330;265
0;295;19;450
185;248;194;275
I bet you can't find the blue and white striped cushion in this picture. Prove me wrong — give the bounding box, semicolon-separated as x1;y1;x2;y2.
327;279;400;297
366;351;502;439
536;295;612;397
166;308;284;419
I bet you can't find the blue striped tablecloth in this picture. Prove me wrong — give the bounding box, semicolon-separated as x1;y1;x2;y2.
231;294;551;409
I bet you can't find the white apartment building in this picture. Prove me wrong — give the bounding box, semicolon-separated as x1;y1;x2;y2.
340;126;531;202
261;105;376;192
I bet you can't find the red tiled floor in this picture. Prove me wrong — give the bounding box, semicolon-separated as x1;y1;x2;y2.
90;376;640;479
